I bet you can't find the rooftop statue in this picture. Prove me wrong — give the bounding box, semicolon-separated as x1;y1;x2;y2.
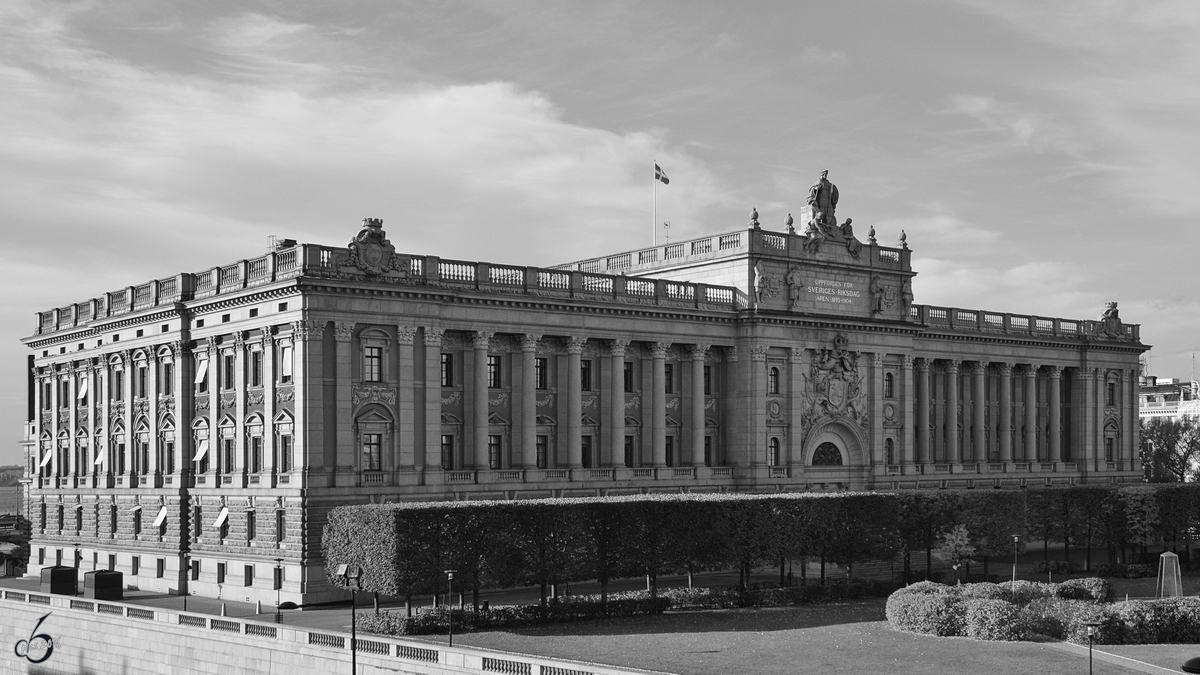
807;170;839;231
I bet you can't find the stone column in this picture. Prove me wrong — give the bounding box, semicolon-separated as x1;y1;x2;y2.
471;331;493;470
121;351;133;479
261;336;275;476
789;348;805;466
971;362;987;464
520;334;541;469
916;358;930;464
1048;366;1062;463
172;342;188;481
1126;368;1138;473
98;365;109;477
691;345;709;468
902;355;915;465
944;360;960;464
565;337;585;469
651;342;670;468
147;349;159;478
333;323;355;479
422;328;445;471
997;363;1013;462
601;340;627;468
396;326;416;470
68;367;78;477
748;344;768;468
1024;365;1038;462
204;338;220;478
872;354;885;466
1071;368;1090;467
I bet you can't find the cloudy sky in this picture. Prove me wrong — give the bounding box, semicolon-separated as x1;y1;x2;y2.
2;1;1198;465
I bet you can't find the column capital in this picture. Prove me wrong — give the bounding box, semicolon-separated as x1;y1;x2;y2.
970;361;988;376
1073;366;1094;380
232;332;248;351
422;327;446;347
915;357;930;374
726;346;738;363
995;362;1013;376
650;342;671;359
789;347;804;364
1047;364;1062;378
690;344;711;360
520;334;543;352
292;320;325;342
943;359;960;374
607;339;630;358
396;325;417;345
471;330;494;350
1023;364;1040;377
749;345;767;362
564;336;587;355
333;322;355;343
903;354;914;369
872;353;884;368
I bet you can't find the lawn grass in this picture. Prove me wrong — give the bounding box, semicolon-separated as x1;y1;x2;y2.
422;599;1134;675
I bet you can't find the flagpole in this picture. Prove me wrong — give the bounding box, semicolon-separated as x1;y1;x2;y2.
653;160;657;247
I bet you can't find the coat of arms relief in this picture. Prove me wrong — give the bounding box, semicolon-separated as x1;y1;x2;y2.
803;333;869;439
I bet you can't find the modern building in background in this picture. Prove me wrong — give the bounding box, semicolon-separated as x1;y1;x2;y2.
1138;376;1200;422
18;177;1148;604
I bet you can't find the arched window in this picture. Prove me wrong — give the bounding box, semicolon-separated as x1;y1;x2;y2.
885;438;895;465
768;367;780;395
812;442;843;466
768;437;781;466
884;373;895;398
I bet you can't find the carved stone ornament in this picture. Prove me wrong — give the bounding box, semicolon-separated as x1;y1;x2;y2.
352;386;397;407
803;333;868;434
766;399;785;421
247;392;265;406
220;394;236;410
870;275;897;314
292;321;325;342
785;267;804;310
345;218;401;276
333;322;355;343
193;396;208;414
396;325;417;345
157;394;175;411
1095;302;1127;340
133;399;149;416
423;327;446;347
276;388;295;403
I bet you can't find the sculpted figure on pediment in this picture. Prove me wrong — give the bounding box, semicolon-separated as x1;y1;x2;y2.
345;217;402;277
807;170;839;231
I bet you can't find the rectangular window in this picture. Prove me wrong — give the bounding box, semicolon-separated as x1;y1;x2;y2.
581;435;593;469
42;381;51;409
194;506;203;537
110;504;118;534
195;359;209;393
108;554;116;571
441;353;454;387
163;363;174;395
55;549;62;567
217;562;226;584
251;436;263;473
191;560;200;581
61;379;71;405
664;364;674;394
276;510;286;543
536;435;548;469
223;354;235;390
133;510;142;536
220;519;229;541
223;439;236;473
1105;438;1114;462
75;508;82;533
1106;382;1116;406
250;351;263;387
245;565;254;587
78;376;88;405
113;370;124;401
624;436;634;468
364;346;382;382
274;566;283;591
487;355;501;389
280;346;293;383
624;362;634;393
441;435;454;470
535;358;548;390
131;556;139;577
362;433;381;471
279;435;293;472
488;435;502;470
156;558;165;578
704;436;713;467
666;436;676;467
703;366;712;395
580;360;592;391
38;548;44;565
247;511;256;542
137;366;148;398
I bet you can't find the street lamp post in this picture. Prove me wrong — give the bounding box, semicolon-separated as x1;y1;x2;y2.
1011;535;1020;592
1082;620;1101;675
274;558;283;624
445;570;457;648
337;564;363;675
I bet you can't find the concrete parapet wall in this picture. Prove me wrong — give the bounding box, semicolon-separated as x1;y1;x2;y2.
0;592;649;675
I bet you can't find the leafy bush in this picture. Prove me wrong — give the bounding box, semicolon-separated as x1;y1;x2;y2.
964;598;1026;641
1033;560;1079;575
886;591;965;636
1019;597;1110;641
894;580;955;596
1094;563;1153;579
1110;598;1200;644
1056;577;1114;603
959;582;1011;602
1005;580;1056;606
659;580;896;611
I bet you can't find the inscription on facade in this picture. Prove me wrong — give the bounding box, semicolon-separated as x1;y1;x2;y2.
806;279;861;305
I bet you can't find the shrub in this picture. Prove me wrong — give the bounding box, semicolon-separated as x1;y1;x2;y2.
964;598;1026;641
886;592;965;636
1056;577;1114;603
959;582;1011;602
1007;580;1056;606
894;580;954;596
1094;563;1153;579
1020;597;1113;643
1111;598;1200;644
1033;560;1079;575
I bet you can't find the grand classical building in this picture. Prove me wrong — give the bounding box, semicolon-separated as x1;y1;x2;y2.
18;175;1148;604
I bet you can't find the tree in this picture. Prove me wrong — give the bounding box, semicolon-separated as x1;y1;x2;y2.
1141;416;1200;482
897;491;960;583
939;524;976;583
961;491;1027;578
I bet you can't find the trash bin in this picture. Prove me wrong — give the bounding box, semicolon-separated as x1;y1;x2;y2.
83;570;124;600
40;566;77;595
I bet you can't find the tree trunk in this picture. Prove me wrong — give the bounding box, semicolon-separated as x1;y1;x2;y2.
926;544;933;582
1086;520;1093;572
820;554;826;585
687;567;694;588
779;556;786;588
405;594;412;618
473;585;480;612
539;580;547;610
903;549;911;585
800;555;807;587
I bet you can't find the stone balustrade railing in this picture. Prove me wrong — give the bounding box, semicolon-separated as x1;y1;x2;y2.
31;243;750;336
910;304;1140;342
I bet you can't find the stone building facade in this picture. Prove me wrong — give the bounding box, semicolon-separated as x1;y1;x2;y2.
19;203;1147;604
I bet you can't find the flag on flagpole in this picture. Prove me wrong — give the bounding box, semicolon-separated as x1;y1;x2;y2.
655;163;670;185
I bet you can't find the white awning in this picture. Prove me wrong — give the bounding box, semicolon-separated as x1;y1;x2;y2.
77;378;89;400
73;504;84;511
212;506;229;529
194;359;209;384
129;505;142;513
192;439;209;462
93;451;105;467
281;346;293;378
152;506;168;527
39;448;53;467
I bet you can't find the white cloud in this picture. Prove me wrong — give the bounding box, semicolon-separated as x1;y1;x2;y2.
799;45;847;67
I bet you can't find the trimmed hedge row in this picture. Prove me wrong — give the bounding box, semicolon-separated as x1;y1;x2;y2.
1093;563;1153;579
660;579;899;609
358;591;670;636
886;580;1200;644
